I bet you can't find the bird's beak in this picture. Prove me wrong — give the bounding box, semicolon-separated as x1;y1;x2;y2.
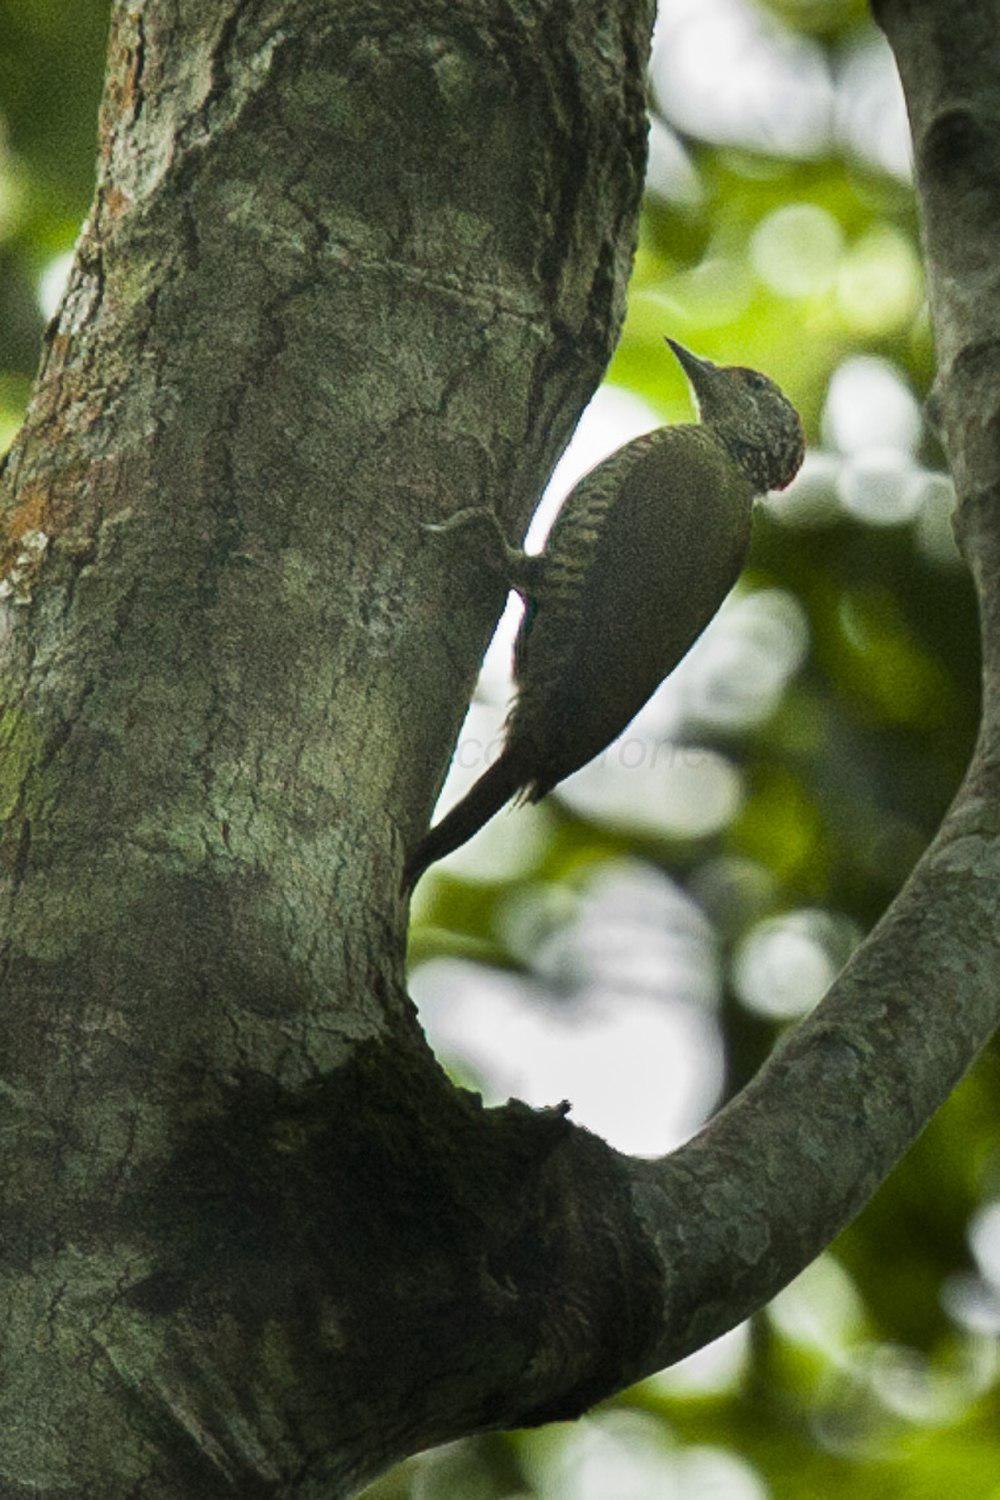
665;337;718;400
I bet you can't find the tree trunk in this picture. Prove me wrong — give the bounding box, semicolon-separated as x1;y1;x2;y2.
0;1;657;1493
1;0;998;1495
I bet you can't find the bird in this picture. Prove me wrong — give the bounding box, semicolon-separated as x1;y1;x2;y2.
403;338;804;891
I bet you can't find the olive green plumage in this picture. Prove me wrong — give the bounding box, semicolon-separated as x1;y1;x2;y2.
403;340;804;890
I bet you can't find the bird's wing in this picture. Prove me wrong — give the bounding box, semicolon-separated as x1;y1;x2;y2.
512;429;665;684
510;426;751;791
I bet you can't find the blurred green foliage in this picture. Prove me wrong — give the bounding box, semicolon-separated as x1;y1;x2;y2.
0;0;108;441
3;3;997;1497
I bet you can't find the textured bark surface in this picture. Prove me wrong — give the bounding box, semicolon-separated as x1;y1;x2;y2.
2;0;999;1495
0;2;657;1494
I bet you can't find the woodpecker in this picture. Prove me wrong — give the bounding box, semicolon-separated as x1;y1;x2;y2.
403;339;804;890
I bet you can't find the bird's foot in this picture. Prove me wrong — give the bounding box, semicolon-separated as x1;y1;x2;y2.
420;507;543;597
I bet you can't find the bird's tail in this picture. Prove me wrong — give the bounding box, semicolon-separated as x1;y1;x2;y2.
402;751;524;892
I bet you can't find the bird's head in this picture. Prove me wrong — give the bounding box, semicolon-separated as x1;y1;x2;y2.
666;337;804;493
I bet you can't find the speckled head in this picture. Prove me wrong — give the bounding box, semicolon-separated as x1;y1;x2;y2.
666;338;805;493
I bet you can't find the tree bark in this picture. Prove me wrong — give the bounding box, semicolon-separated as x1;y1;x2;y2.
0;1;658;1494
1;0;997;1495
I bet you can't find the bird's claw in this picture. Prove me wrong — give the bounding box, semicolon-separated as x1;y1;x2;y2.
419;508;493;539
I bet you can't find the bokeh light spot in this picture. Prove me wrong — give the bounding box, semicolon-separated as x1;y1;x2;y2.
560;743;744;841
642;1322;750;1397
968;1200;1000;1290
652;0;834;159
835;29;912;180
413;864;727;1155
750;203;844;298
770;1254;866;1353
36;250;74;321
821;355;922;456
733;908;861;1018
762;449;841;527
836;448;923;526
646;116;705;208
835;227;922;335
680;588;810;730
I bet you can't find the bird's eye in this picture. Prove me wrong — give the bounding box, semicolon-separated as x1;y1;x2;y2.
746;371;768;389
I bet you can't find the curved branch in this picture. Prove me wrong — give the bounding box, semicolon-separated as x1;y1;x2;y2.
608;0;1000;1380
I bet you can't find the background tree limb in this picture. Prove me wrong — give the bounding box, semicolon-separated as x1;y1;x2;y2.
615;0;1000;1381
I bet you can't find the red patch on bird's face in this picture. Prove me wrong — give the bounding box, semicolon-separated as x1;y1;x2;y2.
773;407;806;490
